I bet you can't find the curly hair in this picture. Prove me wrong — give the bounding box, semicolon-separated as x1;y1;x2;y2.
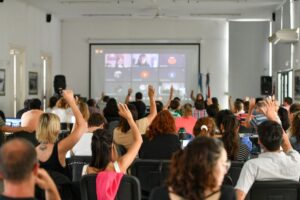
193;117;216;137
145;110;176;140
168;137;224;200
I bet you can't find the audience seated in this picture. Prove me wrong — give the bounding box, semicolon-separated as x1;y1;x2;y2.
168;99;181;117
52;97;74;124
125;88;147;119
103;98;120;123
150;137;235;200
77;99;90;122
21;98;44;133
35;90;87;178
175;103;197;135
71;113;106;156
193;117;216;137
139;110;181;159
86;98;101;114
45;96;59;113
82;103;142;175
235;100;300;200
283;96;293;113
192;99;207;119
277;106;290;131
289;111;300;153
287;103;300;137
0;138;60;200
221;115;250;161
16;99;31;119
114;85;157;150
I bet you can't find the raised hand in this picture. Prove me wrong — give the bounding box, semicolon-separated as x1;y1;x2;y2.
128;88;133;96
148;85;155;98
62;90;74;102
118;103;133;121
260;99;278;122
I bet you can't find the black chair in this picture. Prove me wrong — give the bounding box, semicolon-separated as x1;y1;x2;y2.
5;131;39;146
67;156;91;182
129;159;170;199
80;174;141;200
246;180;300;200
149;186;170;200
226;161;244;186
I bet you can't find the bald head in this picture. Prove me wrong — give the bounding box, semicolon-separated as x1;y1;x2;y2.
0;139;37;182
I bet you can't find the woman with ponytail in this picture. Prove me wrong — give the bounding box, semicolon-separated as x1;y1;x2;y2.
221;115;250;161
193;117;216;137
82;103;142;174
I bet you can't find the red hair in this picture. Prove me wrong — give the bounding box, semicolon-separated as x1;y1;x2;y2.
145;110;176;140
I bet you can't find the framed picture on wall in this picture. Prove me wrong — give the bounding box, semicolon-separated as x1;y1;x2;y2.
295;69;300;100
29;72;38;95
0;69;5;96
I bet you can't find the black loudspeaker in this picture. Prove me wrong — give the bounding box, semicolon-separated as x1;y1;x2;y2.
46;14;51;23
272;12;276;21
54;75;66;95
261;76;272;95
0;0;4;3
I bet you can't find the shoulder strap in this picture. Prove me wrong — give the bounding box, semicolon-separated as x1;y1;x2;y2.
113;161;121;173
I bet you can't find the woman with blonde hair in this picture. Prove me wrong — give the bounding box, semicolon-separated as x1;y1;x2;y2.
36;90;87;177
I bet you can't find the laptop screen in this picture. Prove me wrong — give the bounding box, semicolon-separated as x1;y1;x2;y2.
5;118;21;127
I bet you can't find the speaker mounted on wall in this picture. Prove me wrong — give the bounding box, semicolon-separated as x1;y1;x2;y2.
272;12;276;22
261;76;272;95
54;75;66;95
46;14;51;23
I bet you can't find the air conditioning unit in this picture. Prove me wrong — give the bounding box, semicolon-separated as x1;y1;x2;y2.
268;28;299;44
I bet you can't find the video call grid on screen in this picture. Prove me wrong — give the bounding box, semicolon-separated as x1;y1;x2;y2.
90;43;200;102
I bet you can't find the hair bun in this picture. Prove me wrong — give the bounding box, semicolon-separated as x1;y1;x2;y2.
201;125;208;131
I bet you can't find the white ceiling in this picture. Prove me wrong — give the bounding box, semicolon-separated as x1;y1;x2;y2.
20;0;285;20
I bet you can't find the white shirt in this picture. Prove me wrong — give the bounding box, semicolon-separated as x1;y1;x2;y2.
72;133;93;156
235;150;300;194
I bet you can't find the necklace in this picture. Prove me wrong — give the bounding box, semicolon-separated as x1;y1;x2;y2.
39;142;48;151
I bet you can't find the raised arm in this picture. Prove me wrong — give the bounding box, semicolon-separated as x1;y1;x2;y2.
146;85;157;123
163;85;173;110
117;103;143;173
190;90;196;102
58;90;87;155
125;88;132;104
243;98;256;128
260;99;292;152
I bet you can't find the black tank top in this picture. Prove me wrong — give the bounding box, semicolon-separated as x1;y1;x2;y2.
39;142;70;178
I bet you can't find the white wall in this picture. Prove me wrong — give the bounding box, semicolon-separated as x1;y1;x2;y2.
0;0;61;117
229;21;270;99
61;18;229;107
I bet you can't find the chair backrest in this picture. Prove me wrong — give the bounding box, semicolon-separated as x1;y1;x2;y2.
80;174;141;200
247;180;300;200
226;161;244;186
129;159;170;197
67;156;91;182
149;186;170;200
5;131;39;146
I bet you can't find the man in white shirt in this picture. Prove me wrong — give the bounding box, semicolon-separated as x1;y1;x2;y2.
235;100;300;200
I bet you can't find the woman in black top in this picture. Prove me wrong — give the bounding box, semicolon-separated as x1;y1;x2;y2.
35;90;87;178
150;137;236;200
139;110;181;159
